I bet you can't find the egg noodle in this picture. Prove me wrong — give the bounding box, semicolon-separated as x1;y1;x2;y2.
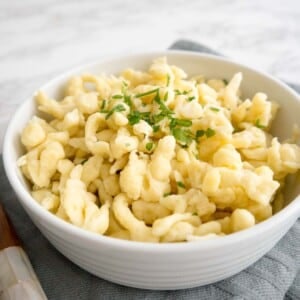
17;57;300;242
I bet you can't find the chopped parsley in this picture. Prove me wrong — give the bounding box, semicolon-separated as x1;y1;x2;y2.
223;79;228;85
196;128;216;139
145;142;154;151
166;74;170;86
192;212;198;216
255;119;266;129
170;118;192;129
105;104;126;119
163;192;171;197
128;111;141;125
124;94;133;108
112;94;123;99
172;127;193;145
205;127;216;137
152;124;160;132
177;181;186;189
175;119;192;127
128;111;151;125
196;130;205;138
154;91;174;117
210;107;220;112
152;113;165;123
174;90;195;102
100;99;107;110
174;89;190;96
164;91;169;101
135;88;159;98
104;84;218;149
120;82;133;108
168;116;194;146
127;88;174;131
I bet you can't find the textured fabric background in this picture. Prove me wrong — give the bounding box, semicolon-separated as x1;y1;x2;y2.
0;40;299;299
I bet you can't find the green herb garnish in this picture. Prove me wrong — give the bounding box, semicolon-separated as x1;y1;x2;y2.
128;111;140;125
172;127;193;145
205;127;216;137
112;94;123;99
187;96;195;102
174;89;190;95
255;119;266;129
154;91;173;117
100;99;107;110
136;88;159;98
128;89;173;129
166;74;170;86
195;128;216;139
177;181;186;189
152;124;160;132
169;118;177;129
192;212;198;216
146;142;154;151
128;111;151;125
80;158;88;164
174;119;192;127
170;118;192;129
153;95;174;129
164;91;169;101
105;104;126;119
163;192;171;197
124;94;132;108
152;113;165;124
223;79;228;85
196;130;205;138
121;81;133;108
210;107;220;112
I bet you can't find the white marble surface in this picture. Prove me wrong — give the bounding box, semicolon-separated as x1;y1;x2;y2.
1;0;300;151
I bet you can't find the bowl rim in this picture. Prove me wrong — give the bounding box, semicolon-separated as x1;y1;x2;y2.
3;50;300;252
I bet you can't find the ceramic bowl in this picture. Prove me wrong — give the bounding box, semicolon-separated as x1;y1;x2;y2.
3;51;300;290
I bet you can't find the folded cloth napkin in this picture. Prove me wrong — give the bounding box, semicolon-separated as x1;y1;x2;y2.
1;40;299;300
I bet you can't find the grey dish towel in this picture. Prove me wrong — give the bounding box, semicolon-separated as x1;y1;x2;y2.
1;40;300;300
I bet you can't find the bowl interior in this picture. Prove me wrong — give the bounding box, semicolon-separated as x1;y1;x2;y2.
5;51;300;213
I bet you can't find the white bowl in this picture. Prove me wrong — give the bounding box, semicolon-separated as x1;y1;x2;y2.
3;51;300;290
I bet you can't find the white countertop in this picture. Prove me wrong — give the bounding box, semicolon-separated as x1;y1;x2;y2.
1;0;299;152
